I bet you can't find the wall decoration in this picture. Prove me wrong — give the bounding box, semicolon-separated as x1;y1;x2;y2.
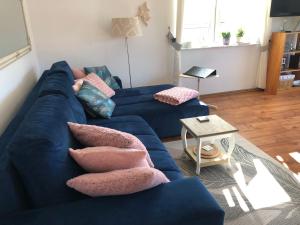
137;2;150;26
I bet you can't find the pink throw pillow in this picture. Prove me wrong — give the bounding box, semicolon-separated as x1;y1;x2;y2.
72;73;115;97
82;73;115;97
69;147;149;172
72;68;86;79
154;87;199;106
66;167;170;197
68;122;154;167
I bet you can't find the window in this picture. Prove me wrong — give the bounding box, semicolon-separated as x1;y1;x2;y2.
182;0;259;48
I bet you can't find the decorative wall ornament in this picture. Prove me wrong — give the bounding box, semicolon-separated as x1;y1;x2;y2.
137;2;151;26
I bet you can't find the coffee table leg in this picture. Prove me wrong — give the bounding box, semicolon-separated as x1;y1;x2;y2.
181;127;188;151
227;134;236;167
196;138;202;175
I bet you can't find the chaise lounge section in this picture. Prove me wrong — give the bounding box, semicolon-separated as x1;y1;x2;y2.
0;61;224;225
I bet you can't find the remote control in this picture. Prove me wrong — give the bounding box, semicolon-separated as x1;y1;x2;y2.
197;116;210;123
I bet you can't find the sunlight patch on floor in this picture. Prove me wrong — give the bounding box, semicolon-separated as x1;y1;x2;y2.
232;186;250;212
222;189;235;207
289;152;300;164
282;162;289;169
276;155;284;162
233;159;291;210
293;173;300;183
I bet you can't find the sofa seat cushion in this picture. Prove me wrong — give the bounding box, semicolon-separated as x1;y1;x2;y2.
114;84;174;98
110;84;209;138
9;95;86;208
134;135;167;151
87;116;157;136
162;170;184;181
112;98;209;138
148;151;180;172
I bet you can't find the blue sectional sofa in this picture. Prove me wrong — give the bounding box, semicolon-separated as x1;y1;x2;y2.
0;61;224;225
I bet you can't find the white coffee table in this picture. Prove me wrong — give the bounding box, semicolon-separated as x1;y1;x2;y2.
180;115;239;175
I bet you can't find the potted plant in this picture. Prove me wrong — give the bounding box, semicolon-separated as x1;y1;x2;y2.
236;28;244;43
222;32;231;45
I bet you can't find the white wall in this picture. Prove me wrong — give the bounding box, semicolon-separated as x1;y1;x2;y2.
26;0;175;88
180;45;261;95
179;17;300;95
271;17;300;32
0;1;40;135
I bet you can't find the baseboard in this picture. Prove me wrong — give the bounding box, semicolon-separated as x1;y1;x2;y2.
201;88;264;98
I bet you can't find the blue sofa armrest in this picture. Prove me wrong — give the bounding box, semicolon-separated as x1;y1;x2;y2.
113;76;123;89
0;178;224;225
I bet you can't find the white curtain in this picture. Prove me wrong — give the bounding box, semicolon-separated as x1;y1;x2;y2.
173;0;185;85
256;0;272;89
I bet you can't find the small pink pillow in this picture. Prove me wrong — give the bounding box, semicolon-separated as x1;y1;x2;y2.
72;68;86;79
69;147;149;172
66;167;170;197
154;87;199;106
68;122;154;167
82;73;115;97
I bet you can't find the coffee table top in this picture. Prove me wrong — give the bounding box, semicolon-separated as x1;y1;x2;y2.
180;115;238;138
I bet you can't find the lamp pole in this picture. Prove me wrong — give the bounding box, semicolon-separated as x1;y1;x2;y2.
125;37;133;88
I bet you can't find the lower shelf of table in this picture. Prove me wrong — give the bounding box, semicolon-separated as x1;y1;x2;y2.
185;146;229;167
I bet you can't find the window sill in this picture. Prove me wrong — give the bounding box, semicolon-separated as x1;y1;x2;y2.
181;42;258;51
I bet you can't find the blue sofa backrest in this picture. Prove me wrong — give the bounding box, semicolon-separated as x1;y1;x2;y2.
0;71;50;217
9;94;86;207
0;61;86;217
39;61;86;124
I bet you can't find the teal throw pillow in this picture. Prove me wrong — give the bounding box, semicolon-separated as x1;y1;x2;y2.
84;66;120;90
76;81;115;118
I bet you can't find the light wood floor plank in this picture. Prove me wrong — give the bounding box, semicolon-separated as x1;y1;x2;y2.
202;89;300;174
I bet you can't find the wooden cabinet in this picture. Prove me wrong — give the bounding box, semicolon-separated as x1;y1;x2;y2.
266;32;300;94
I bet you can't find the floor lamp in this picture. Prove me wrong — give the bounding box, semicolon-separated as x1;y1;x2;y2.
112;17;143;88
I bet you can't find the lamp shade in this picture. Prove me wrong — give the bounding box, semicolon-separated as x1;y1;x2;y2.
112;17;143;38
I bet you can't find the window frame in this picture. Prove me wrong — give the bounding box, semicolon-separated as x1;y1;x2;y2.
182;0;251;48
0;0;32;70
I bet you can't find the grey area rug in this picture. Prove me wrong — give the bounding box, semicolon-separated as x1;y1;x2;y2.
164;134;300;225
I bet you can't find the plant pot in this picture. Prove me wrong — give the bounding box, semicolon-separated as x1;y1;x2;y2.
236;36;242;44
223;38;230;45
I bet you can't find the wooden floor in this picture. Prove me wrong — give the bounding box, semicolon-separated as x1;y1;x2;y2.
202;89;300;175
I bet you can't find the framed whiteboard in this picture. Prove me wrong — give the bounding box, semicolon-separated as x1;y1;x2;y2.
0;0;31;69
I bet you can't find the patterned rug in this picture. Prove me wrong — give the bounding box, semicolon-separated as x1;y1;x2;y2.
164;134;300;225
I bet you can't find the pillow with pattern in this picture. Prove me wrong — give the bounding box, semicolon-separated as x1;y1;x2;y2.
76;81;115;118
84;66;120;90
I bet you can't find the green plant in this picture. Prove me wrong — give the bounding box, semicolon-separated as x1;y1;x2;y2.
236;28;244;38
221;32;231;39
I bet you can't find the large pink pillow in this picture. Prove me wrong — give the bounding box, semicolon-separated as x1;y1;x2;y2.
66;167;170;197
68;122;154;167
72;68;86;79
69;147;149;172
154;87;199;106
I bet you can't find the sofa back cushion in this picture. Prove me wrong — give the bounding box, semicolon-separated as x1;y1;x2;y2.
0;160;29;217
39;61;86;124
0;71;53;217
9;94;86;208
